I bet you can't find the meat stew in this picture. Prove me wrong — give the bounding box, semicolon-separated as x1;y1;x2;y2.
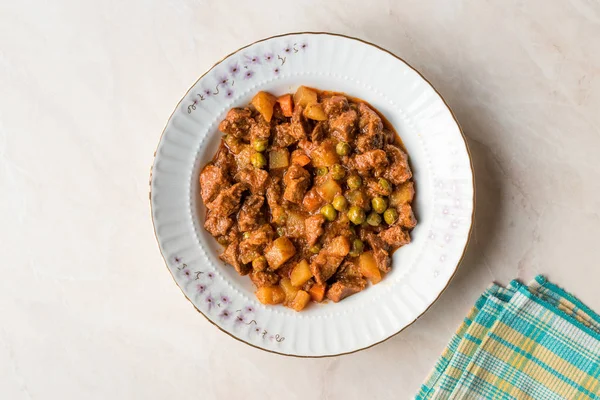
199;86;416;311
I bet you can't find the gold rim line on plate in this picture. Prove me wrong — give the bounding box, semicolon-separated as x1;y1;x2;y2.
149;31;476;358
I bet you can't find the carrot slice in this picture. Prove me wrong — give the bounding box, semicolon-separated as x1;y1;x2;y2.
308;283;326;302
277;94;294;117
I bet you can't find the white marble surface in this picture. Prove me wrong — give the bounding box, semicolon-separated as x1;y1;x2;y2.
2;0;600;398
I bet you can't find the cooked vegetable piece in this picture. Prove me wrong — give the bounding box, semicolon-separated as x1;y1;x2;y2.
256;286;286;305
371;197;388;214
336;141;351;156
251;152;267;169
290;260;313;287
291;150;311;166
277;94;294;117
331;164;345;180
253;138;268;152
317;178;343;202
286;211;306;238
348;206;366;225
320;204;337;221
347;174;362;189
349;239;364;257
290;290;311;311
383;208;399;225
251;91;277;122
264;237;296;270
332;195;348;212
280;277;300;304
311;141;339;167
366;212;382;227
389;181;415;206
304;103;328;121
358;251;382;284
293;86;318;108
308;283;326;302
269;148;290;170
309;244;322;254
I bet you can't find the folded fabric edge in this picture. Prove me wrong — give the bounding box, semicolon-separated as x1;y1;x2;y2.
534;274;600;328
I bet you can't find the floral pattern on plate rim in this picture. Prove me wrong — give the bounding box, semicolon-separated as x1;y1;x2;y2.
187;42;308;114
175;256;285;343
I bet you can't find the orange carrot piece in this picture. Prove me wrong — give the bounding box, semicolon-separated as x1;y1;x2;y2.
308;283;326;302
277;94;294;117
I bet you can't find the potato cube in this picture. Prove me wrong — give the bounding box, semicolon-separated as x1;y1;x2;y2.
358;251;382;284
293;86;318;108
269;148;290;170
286;211;306;238
290;260;312;287
390;181;415;207
280;277;299;304
310;141;339;167
317;178;342;203
255;286;286;305
303;103;327;121
251;91;277;122
290;290;311;311
264;237;296;270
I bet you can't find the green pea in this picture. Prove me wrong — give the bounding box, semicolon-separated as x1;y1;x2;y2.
347;175;362;190
347;206;366;225
320;204;337;222
252;256;266;269
310;244;322;254
378;178;392;193
316;166;328;176
384;208;399;225
349;239;364;257
251;152;267;169
336;141;351;156
367;212;382;227
276;226;285;236
243;232;251;240
253;138;268;152
332;195;348;212
331;164;346;180
371;197;388;214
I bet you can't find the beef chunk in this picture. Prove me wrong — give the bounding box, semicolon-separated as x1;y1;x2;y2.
266;176;285;223
297;139;317;157
239;224;274;264
283;165;311;204
204;211;234;237
326;277;367;302
290;105;309;141
322;96;349;117
383;128;396;145
305;214;326;246
237;195;265;232
250;114;271;141
352;150;388;176
302;187;324;212
199;163;229;204
366;178;392;197
214;143;236;171
379;225;411;248
362;231;391;273
383;144;412;185
207;182;246;216
330;109;358;142
220;237;251;275
272;123;296;148
250;270;280;287
397;203;417;229
310;236;351;284
311;121;328;143
235;167;269;195
356;103;384;153
218;108;254;139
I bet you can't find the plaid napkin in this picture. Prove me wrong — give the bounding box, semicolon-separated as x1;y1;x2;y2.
417;276;600;399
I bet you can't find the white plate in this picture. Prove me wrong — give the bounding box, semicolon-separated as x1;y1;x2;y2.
150;32;474;357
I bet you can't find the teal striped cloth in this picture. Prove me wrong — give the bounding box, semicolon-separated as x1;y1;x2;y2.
417;276;600;399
